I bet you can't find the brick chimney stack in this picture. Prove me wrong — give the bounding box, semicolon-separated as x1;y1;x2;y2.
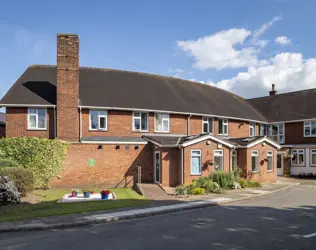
56;34;80;141
269;84;277;96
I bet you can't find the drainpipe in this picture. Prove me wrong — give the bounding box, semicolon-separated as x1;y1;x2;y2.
53;106;56;138
79;106;82;142
179;145;184;184
187;114;192;135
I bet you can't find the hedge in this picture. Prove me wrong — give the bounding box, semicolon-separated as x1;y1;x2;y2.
0;158;20;168
0;137;68;189
0;167;34;196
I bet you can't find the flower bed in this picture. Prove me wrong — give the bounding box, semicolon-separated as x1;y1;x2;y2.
58;192;116;203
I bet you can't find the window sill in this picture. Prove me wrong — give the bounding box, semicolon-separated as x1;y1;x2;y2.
304;135;316;137
291;165;306;167
251;171;259;173
154;131;170;133
89;129;107;132
27;128;47;131
133;130;149;133
267;170;274;173
190;173;202;176
218;134;228;137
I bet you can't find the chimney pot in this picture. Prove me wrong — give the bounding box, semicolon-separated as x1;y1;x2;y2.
269;84;277;96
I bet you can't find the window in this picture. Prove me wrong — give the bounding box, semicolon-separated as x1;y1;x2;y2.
218;119;228;136
191;150;201;175
249;123;256;137
260;124;267;136
277;124;285;144
267;151;273;172
304;121;316;137
27;108;47;129
311;149;316;166
214;150;224;171
232;150;237;170
155;113;169;133
251;150;259;172
291;149;305;166
133;112;148;132
89;110;107;130
202;117;213;134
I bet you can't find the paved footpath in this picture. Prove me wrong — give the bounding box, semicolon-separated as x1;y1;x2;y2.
0;185;315;250
0;182;297;232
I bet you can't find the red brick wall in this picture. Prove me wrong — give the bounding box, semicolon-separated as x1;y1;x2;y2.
238;143;277;183
285;122;316;144
228;120;250;137
6;107;55;138
183;140;231;184
50;143;153;188
56;34;80;142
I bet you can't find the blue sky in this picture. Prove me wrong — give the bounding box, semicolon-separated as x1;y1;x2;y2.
1;0;316;100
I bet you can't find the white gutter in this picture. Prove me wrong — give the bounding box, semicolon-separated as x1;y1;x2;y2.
179;145;184;185
0;104;56;107
79;106;82;141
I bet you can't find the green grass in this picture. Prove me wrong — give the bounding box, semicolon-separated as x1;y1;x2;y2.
0;188;150;223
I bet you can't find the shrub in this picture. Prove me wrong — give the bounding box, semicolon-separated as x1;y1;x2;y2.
238;178;248;188
0;137;68;188
194;177;214;190
0;167;34;196
211;171;235;190
175;185;187;196
190;187;205;195
233;167;242;181
0;158;20;168
307;173;314;178
186;184;196;195
298;173;307;178
247;181;262;188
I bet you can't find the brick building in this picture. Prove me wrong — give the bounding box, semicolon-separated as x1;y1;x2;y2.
0;34;314;188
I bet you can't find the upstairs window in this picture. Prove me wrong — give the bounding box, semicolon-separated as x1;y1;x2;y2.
277;124;285;144
267;151;274;172
90;110;107;130
133;112;148;132
155;113;169;133
249;123;256;137
202;117;213;134
251;150;259;172
28;108;47;129
291;149;305;166
218;119;228;136
260;124;267;136
304;121;316;137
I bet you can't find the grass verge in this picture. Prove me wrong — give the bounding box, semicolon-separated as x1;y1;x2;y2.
0;188;150;223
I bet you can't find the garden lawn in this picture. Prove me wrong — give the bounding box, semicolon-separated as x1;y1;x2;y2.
0;188;150;223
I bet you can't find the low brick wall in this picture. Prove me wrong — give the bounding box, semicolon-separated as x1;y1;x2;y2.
50;143;153;188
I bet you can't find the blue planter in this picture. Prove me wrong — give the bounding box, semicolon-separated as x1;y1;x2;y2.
101;194;109;200
83;192;91;198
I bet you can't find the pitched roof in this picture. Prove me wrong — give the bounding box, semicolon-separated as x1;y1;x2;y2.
226;136;281;149
247;88;316;122
0;65;266;122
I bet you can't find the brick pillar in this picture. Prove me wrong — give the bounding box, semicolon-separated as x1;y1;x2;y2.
56;34;80;141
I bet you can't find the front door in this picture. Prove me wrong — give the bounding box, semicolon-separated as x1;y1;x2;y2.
277;153;283;176
154;152;161;183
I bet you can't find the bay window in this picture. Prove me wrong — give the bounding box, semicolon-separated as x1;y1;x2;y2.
291;149;305;166
133;112;148;132
202;117;213;134
218;119;228;136
155;113;169;133
304;121;316;137
89;110;107;130
28;108;47;129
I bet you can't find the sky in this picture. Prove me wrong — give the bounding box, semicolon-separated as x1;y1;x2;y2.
1;0;316;101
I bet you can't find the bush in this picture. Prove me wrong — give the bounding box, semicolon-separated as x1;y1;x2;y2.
0;158;20;168
190;187;205;195
211;171;235;190
0;137;68;189
175;185;187;196
0;167;34;196
247;181;262;188
186;184;197;195
238;178;248;188
194;177;214;190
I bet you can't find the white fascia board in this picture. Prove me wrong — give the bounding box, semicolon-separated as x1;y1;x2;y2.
181;134;235;148
80;141;147;145
0;104;56;107
245;137;281;149
79;105;267;124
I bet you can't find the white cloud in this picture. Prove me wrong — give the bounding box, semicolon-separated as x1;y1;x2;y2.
275;36;291;45
177;16;281;70
207;53;316;98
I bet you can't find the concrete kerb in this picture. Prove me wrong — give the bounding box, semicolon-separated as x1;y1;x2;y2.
0;183;299;233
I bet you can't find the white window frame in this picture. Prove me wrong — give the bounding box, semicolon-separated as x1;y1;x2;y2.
260;124;266;136
89;110;108;131
214;150;224;171
251;150;259;172
304;121;316;137
202;117;214;134
191;150;202;175
155;113;170;133
267;150;274;172
276;123;285;144
249;122;256;137
291;149;305;166
27;108;47;130
218;119;228;136
232;150;237;170
133;112;149;132
311;149;316;167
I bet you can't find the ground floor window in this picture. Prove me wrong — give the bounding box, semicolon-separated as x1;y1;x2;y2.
311;149;316;166
267;151;274;172
191;150;202;175
232;150;237;170
214;150;224;171
291;149;305;166
251;150;259;172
